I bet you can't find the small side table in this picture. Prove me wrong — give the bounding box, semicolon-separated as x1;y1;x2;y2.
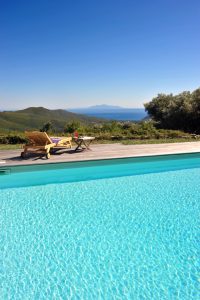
74;136;95;151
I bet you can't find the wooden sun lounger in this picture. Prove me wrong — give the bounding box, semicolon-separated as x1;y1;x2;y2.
21;131;72;159
21;131;56;159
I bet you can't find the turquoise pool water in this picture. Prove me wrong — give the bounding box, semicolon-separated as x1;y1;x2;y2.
1;154;200;299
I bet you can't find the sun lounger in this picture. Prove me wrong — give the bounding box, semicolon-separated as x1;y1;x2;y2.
21;131;72;159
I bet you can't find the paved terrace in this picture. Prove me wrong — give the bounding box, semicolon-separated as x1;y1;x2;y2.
0;142;200;167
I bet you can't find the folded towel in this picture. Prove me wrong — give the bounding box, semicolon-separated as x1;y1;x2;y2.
51;138;61;144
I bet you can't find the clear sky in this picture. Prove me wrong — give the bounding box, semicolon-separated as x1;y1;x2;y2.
0;0;200;110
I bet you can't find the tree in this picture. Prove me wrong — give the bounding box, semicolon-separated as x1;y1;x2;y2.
144;88;200;133
64;121;80;134
40;121;53;133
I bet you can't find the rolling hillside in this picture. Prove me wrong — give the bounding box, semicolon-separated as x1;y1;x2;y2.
0;107;104;132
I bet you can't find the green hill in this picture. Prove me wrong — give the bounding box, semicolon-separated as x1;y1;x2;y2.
0;107;104;132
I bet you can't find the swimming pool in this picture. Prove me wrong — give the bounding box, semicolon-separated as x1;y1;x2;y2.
1;154;200;299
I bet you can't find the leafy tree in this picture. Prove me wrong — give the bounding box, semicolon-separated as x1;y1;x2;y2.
40;121;53;133
64;121;80;134
144;88;200;133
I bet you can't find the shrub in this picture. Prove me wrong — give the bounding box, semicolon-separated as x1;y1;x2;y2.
64;121;80;134
0;134;27;144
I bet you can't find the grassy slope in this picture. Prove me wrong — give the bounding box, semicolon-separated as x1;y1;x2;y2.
0;107;104;132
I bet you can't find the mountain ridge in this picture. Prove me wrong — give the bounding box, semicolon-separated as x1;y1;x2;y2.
68;104;145;113
0;107;105;132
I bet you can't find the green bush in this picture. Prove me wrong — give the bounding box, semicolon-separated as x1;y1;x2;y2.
64;121;80;134
0;134;27;144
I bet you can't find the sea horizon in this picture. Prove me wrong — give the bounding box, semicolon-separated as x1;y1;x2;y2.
68;106;147;121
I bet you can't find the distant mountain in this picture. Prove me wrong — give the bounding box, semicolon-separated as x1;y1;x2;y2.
68;105;147;121
0;107;105;132
72;104;126;112
68;104;141;113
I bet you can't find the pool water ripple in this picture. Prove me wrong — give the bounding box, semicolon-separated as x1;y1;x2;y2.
1;168;200;299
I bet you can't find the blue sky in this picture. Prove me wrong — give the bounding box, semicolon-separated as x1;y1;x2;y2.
0;0;200;110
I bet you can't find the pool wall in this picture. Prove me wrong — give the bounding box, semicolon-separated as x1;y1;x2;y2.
1;153;200;189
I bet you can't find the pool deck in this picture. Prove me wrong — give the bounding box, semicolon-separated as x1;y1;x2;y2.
0;142;200;167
